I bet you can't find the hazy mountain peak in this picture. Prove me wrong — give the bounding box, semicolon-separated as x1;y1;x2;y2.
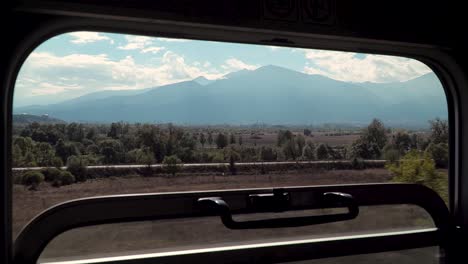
192;76;215;86
256;64;295;72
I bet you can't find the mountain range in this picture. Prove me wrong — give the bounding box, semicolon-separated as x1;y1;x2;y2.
14;65;447;127
13;114;65;124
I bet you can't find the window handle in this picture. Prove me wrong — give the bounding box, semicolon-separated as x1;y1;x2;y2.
198;192;359;229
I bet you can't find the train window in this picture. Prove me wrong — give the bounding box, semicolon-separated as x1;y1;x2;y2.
39;204;434;262
12;32;449;263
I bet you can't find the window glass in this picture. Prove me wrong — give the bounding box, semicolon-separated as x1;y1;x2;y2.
13;32;448;242
40;205;434;262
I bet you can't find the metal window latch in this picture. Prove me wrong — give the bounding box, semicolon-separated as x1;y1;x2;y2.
198;190;358;229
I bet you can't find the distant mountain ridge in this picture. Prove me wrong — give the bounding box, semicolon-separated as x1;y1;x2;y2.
15;65;447;127
13;114;65;124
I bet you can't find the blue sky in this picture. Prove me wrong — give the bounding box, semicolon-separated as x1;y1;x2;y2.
14;31;432;107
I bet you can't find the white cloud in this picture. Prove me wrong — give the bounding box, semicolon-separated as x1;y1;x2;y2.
141;47;165;54
15;51;225;105
31;82;82;96
222;58;259;71
69;32;114;44
118;36;164;54
302;50;431;83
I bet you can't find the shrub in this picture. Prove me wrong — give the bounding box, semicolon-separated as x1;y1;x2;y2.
260;146;277;161
67;155;88;182
301;144;315;160
21;171;44;190
386;150;448;202
227;148;240;175
162;155;182;176
383;145;400;163
425;143;449;168
351;157;365;170
13;173;23;184
53;171;76;187
316;144;329;160
51;157;64;168
41;167;62;182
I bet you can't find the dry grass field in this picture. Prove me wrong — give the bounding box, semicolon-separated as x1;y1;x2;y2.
13;168;394;237
239;132;360;147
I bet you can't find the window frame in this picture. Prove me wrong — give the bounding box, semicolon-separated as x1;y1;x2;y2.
2;4;466;263
15;183;450;264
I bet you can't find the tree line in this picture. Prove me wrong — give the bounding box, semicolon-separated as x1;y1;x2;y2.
12;118;448;189
12;118;448;167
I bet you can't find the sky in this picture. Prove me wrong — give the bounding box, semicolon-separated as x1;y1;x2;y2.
14;31;433;107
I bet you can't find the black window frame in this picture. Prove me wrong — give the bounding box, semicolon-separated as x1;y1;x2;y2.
15;184;450;264
2;2;466;263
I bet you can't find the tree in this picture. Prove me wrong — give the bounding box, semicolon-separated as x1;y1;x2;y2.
316;143;329;160
34;142;56;166
229;133;236;144
363;118;387;151
12;144;24;167
296;135;306;153
227;148;240;175
162;155;182;176
282;139;299;160
99;139;123;164
260;146;277;161
277;130;293;146
67;155;88;182
350;138;379;159
239;147;258;162
23;151;37;167
86;127;96;140
351;119;388;159
215;133;228;149
302;144;316;160
393;131;412;154
31;129;48;143
55;139;79;163
108;122;122;139
383;144;400;163
14;136;34;157
238;135;243;145
199;133;206;147
207;132;213;146
429;118;448;144
425;143;449;168
303;129;312;137
135;147;155;166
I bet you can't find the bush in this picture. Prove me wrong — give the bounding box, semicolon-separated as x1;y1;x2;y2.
351;157;365;170
425;143;449;168
51;157;64;168
162;155;182;176
53;171;76;187
386;150;448;202
13;173;23;184
260;146;277;161
21;171;44;190
67;155;88;182
316;144;329;160
383;145;400;163
41;167;62;182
